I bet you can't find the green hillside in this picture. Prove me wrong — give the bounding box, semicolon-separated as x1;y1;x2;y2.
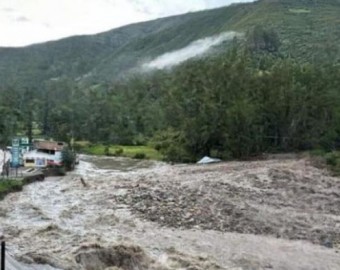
0;0;339;88
1;0;340;162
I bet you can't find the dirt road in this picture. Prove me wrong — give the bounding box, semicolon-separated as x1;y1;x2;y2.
0;155;339;269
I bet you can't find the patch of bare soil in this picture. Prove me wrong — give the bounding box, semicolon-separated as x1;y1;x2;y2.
118;159;340;248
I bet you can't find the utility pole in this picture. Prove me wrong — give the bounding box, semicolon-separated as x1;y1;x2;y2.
1;241;5;270
3;150;6;178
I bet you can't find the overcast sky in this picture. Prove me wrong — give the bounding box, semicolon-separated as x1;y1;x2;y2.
0;0;254;47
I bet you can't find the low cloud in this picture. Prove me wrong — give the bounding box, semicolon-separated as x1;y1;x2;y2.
0;0;252;47
143;31;241;70
2;7;14;12
15;16;30;22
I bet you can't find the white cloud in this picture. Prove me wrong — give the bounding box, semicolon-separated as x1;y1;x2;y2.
0;0;255;47
143;31;241;70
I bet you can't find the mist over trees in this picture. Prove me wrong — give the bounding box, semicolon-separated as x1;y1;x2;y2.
1;26;339;162
1;0;340;160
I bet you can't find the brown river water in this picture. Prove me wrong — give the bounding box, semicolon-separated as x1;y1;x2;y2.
0;155;339;270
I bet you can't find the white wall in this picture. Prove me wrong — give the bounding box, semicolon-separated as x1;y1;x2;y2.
0;149;11;174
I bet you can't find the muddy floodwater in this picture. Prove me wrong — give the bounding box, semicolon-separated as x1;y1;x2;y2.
0;155;340;270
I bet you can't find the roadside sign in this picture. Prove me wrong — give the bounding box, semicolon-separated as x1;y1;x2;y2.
12;138;19;147
10;137;30;167
20;137;30;146
11;146;20;167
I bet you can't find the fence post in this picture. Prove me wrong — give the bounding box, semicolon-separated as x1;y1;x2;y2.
1;241;5;270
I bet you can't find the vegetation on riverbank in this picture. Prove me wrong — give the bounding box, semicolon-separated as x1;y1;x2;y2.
78;143;163;161
310;150;340;176
0;1;339;163
0;179;24;200
324;152;340;175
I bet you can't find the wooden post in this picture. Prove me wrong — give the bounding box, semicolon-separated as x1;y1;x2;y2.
3;150;6;175
1;241;5;270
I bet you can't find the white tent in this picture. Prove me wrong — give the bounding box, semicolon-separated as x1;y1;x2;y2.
197;156;221;164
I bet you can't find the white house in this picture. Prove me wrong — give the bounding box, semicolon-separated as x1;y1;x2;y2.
23;141;66;168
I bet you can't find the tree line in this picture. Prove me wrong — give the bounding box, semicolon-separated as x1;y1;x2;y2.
0;32;339;162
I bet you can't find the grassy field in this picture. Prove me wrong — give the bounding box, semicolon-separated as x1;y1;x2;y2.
0;179;24;200
78;143;163;161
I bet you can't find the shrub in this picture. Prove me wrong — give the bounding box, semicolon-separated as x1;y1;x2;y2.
73;143;83;152
62;148;76;171
323;151;340;175
133;134;146;146
310;149;327;157
134;153;146;159
0;180;24;200
325;152;339;166
151;128;193;163
104;146;111;156
114;148;124;156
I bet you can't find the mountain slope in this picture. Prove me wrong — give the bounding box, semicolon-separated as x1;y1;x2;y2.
0;0;339;88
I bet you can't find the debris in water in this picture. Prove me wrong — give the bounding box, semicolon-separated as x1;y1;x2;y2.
197;156;221;164
118;161;340;247
74;243;222;270
80;177;88;187
75;243;151;270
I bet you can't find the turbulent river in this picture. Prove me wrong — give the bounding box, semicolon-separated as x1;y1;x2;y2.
0;155;339;270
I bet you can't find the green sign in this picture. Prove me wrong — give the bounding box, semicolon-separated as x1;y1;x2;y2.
12;138;19;147
11;137;31;167
11;146;20;167
20;137;29;146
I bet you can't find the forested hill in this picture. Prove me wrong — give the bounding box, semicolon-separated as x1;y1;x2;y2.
1;0;340;163
0;0;339;88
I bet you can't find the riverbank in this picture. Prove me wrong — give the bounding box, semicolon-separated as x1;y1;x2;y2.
0;172;45;201
0;179;24;200
309;150;340;175
78;143;163;161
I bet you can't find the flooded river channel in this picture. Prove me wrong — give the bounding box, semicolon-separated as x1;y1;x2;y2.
0;155;339;269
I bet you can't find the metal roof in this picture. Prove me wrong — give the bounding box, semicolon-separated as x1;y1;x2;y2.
33;141;66;151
